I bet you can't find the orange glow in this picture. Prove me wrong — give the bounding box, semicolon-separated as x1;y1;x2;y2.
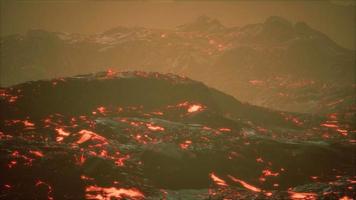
23;120;35;127
146;123;165;131
79;153;86;165
115;155;130;167
97;106;106;114
336;129;348;136
179;140;192;150
228;175;261;192
55;128;70;136
219;128;231;132
29;150;44;157
339;196;353;200
320;123;338;128
151;111;164;115
55;128;70;142
288;191;317;200
18;120;35;129
77;130;107;144
35;180;54;200
8;160;17;168
249;80;264;86
106;69;116;77
210;172;228;187
77;132;93;144
187;104;203;113
262;169;279;177
81;175;94;181
265;192;273;196
85;185;144;200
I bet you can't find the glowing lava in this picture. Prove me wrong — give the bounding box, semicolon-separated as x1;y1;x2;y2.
146;123;165;131
210;172;228;187
187;104;203;113
228;175;261;192
262;169;279;177
288;191;317;200
29;150;44;157
76;130;107;144
115;155;130;167
85;186;144;200
179;140;192;150
35;180;54;200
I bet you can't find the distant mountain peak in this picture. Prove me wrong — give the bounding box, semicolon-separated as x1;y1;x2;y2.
294;21;315;35
264;16;292;26
177;15;225;32
102;26;145;36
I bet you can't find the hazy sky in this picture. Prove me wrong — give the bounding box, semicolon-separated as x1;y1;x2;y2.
1;0;355;49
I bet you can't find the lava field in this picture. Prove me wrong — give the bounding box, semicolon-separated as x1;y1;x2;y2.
0;71;355;200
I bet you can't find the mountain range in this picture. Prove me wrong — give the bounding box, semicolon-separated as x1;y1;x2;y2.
0;16;355;114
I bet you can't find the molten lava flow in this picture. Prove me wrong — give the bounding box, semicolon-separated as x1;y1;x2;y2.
336;129;348;136
187;104;203;113
219;128;231;132
249;80;264;86
151;111;164;116
146;123;165;131
78;153;86;165
288;191;317;200
210;173;228;187
105;69;117;78
115;155;130;167
228;175;261;192
55;128;70;142
35;180;54;200
55;128;70;136
265;192;273;197
262;169;279;177
339;196;353;200
320;123;338;128
29;150;44;157
0;89;20;103
81;175;94;181
8;160;17;168
77;132;93;144
76;130;107;144
20;120;35;129
97;106;106;114
85;186;144;200
179;140;192;150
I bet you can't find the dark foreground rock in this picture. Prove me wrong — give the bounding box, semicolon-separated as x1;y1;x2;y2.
0;71;354;199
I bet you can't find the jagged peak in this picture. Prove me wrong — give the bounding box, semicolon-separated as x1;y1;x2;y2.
177;15;225;32
73;70;193;83
294;21;315;34
102;26;145;35
264;16;293;27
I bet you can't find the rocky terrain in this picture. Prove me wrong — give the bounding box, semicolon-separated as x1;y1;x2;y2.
0;71;354;199
1;16;354;114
